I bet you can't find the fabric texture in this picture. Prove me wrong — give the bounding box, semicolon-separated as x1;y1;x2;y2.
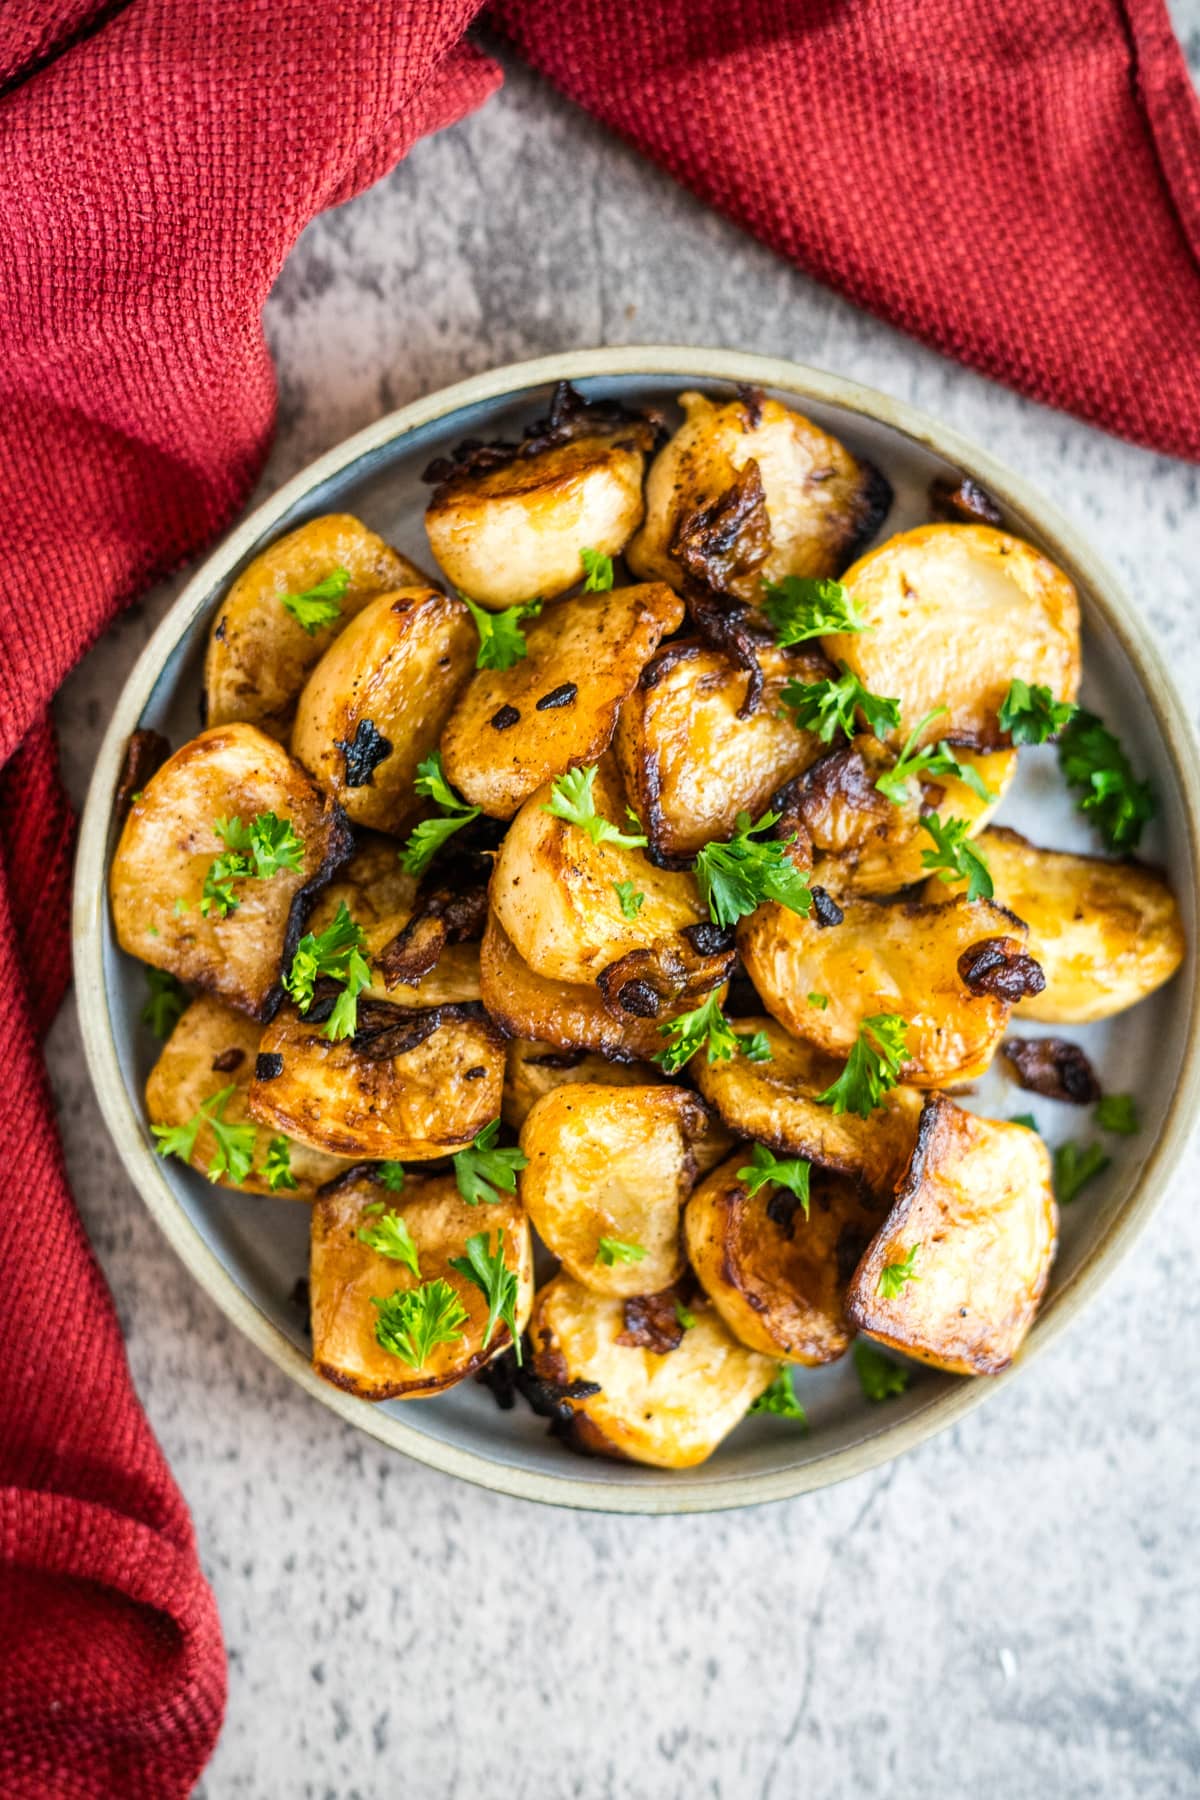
0;0;1196;1792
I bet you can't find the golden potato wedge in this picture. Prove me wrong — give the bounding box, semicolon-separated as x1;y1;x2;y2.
519;1084;709;1297
693;1015;922;1195
110;723;352;1020
290;586;475;831
685;1153;889;1363
827;525;1081;752
502;1039;666;1130
441;583;684;818
311;1175;533;1400
626;389;890;603
204;515;425;741
247;997;504;1160
614;640;829;864
846;1096;1057;1375
922;826;1186;1023
529;1273;778;1468
738;893;1045;1085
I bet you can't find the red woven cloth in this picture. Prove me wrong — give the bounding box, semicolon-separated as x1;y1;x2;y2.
0;1;1196;1792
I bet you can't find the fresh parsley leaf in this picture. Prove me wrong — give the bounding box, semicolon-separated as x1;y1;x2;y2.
876;1243;920;1299
1058;710;1156;852
263;1137;297;1192
653;990;740;1075
358;1207;421;1276
453;1119;528;1207
244;811;304;879
543;764;648;848
807;992;828;1011
853;1339;910;1402
284;900;371;1041
998;679;1077;745
371;1278;468;1369
1053;1139;1111;1204
580;547;614;591
200;847;252;917
780;662;901;744
1010;1112;1039;1132
736;1029;773;1063
398;752;482;876
461;592;542;672
875;716;998;807
377;1161;406;1192
281;567;350;635
595;1236;646;1267
919;814;994;901
760;575;868;646
141;968;187;1038
200;812;304;916
449;1229;523;1362
674;1298;697;1331
749;1369;807;1422
738;1143;812;1218
152;1085;257;1186
1095;1094;1139;1136
816;1015;908;1118
613;880;645;919
693;809;812;927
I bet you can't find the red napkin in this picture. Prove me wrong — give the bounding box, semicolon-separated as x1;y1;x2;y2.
0;1;1195;1791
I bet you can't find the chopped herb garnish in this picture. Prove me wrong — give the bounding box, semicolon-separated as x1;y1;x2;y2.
281;567;350;635
780;661;901;744
736;1029;774;1063
693;809;812;927
920;814;994;901
1058;709;1156;852
453;1119;528;1207
595;1236;646;1267
141;968;187;1038
653;990;742;1075
816;1015;908;1118
580;547;614;591
1053;1140;1111;1204
760;575;868;646
1010;1112;1039;1132
613;880;645;919
876;1243;920;1299
358;1207;421;1276
200;811;304;916
1095;1094;1139;1136
151;1085;257;1186
449;1229;523;1362
749;1369;807;1421
398;752;482;876
283;900;371;1040
807;992;828;1010
998;679;1077;745
873;711;996;806
262;1137;297;1192
371;1279;468;1369
460;592;542;673
853;1339;910;1401
737;1143;811;1218
543;764;648;849
674;1298;697;1331
377;1161;406;1192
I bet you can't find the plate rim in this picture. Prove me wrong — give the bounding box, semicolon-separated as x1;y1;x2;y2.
72;344;1200;1514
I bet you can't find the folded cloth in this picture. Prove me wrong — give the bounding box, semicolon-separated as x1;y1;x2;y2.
0;1;1195;1792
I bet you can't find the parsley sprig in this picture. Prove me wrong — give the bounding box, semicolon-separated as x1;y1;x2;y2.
595;1236;646;1267
453;1120;528;1207
449;1229;523;1361
780;662;901;744
853;1340;910;1402
613;880;645;919
372;1279;468;1369
543;765;648;849
281;567;350;635
1057;710;1155;851
738;1143;812;1219
1053;1140;1111;1204
580;547;614;592
817;1015;908;1118
152;1085;257;1186
357;1205;421;1276
998;679;1076;745
760;575;868;646
461;592;542;672
920;815;994;901
1095;1094;1139;1136
653;990;768;1075
749;1370;807;1422
200;811;305;917
874;711;996;806
264;1136;297;1192
399;752;482;876
876;1243;920;1299
693;810;812;928
284;900;372;1040
142;968;188;1038
377;1161;406;1192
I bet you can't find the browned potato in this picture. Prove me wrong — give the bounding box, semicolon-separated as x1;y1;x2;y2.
693;1015;922;1195
738;893;1044;1085
614;641;829;864
923;826;1186;1023
519;1084;708;1296
110;723;351;1020
204;515;425;740
145;994;353;1196
304;831;418;938
501;1038;666;1130
827;525;1081;752
247;998;504;1160
529;1273;778;1467
311;1175;533;1399
291;586;475;831
846;1096;1057;1375
441;584;684;818
627;389;889;602
685;1153;889;1363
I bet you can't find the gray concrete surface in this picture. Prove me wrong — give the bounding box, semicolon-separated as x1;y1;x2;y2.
48;29;1200;1800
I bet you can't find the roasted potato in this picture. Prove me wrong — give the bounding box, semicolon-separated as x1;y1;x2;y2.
145;994;353;1196
693;1015;922;1195
738;893;1044;1085
626;389;890;602
846;1096;1057;1375
518;1084;709;1297
501;1038;666;1130
248;997;504;1160
529;1273;778;1467
441;583;684;818
686;1153;889;1363
110;723;352;1019
291;586;475;832
204;514;426;740
826;525;1081;751
311;1175;533;1399
923;826;1186;1023
614;641;829;864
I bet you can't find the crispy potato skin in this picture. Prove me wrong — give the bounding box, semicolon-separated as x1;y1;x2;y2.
627;390;888;602
291;586;475;832
502;1038;667;1129
145;995;353;1196
311;1176;533;1400
614;641;829;863
518;1084;708;1296
693;1015;922;1195
847;1096;1057;1375
924;826;1186;1023
247;1002;504;1160
442;584;684;818
529;1273;778;1467
738;894;1034;1085
110;723;352;1020
205;515;424;740
685;1154;888;1363
827;525;1081;751
425;435;647;609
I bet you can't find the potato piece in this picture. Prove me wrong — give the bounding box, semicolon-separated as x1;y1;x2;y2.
502;1039;666;1130
685;1153;888;1363
290;586;475;831
311;1175;533;1399
846;1096;1057;1375
529;1273;778;1468
738;893;1043;1085
627;389;890;603
827;525;1081;752
204;514;425;740
248;998;504;1160
693;1015;922;1195
614;640;829;864
922;826;1186;1023
110;723;352;1020
519;1084;708;1297
441;584;684;819
145;994;353;1196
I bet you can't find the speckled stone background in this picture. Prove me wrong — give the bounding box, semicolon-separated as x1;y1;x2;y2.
47;19;1200;1798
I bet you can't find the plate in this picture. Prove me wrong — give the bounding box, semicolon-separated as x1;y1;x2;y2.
73;347;1200;1512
